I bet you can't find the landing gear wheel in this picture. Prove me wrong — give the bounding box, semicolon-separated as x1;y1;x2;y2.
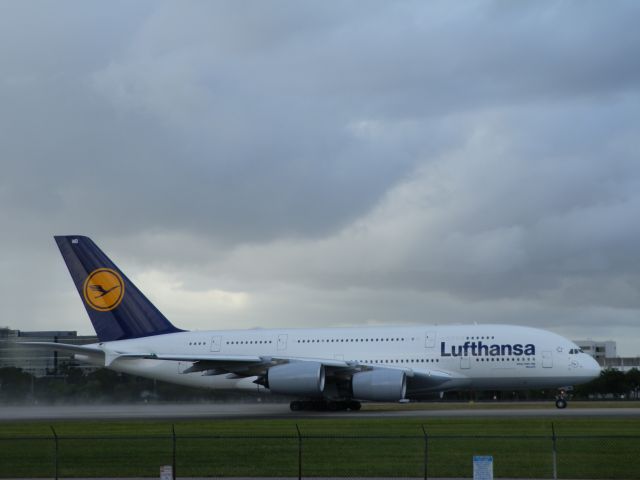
555;398;567;409
348;401;361;411
290;401;303;411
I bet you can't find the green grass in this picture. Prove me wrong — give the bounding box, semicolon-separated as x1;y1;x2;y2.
0;417;639;478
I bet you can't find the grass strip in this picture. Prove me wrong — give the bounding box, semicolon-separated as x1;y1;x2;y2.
0;417;638;478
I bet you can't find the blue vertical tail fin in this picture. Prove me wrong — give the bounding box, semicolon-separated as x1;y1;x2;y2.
55;235;183;342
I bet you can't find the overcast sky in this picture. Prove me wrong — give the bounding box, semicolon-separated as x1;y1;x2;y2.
1;1;639;355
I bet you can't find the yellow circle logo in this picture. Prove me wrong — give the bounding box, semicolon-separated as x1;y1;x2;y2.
83;268;125;312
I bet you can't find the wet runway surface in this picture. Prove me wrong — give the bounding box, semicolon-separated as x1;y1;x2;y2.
1;403;639;421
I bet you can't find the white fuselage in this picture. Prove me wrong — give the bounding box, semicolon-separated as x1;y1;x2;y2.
77;324;601;398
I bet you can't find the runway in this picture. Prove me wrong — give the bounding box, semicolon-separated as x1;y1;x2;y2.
1;402;639;421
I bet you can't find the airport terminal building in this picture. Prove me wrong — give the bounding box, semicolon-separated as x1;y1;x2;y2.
574;340;617;362
573;339;640;372
0;327;98;377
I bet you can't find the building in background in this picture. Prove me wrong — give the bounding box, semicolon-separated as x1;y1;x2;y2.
573;340;617;362
573;339;640;372
0;327;98;377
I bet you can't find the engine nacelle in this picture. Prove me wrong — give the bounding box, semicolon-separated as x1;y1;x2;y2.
351;368;406;402
267;362;325;396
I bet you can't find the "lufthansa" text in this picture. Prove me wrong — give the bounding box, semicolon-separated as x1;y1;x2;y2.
440;341;535;357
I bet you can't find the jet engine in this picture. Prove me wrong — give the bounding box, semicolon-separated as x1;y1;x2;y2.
351;368;406;402
267;362;325;396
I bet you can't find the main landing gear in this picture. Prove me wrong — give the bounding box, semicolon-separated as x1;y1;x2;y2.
290;400;362;411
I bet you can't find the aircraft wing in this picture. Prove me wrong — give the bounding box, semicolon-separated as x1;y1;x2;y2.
151;354;350;377
152;353;454;389
23;342;454;389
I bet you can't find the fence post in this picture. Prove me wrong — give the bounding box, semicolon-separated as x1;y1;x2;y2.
421;425;428;480
172;424;177;480
295;423;302;480
50;426;58;480
551;423;557;480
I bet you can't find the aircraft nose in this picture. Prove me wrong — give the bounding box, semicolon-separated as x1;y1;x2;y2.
584;355;601;379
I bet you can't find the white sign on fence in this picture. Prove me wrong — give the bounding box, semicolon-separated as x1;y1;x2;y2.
473;455;493;480
160;465;172;480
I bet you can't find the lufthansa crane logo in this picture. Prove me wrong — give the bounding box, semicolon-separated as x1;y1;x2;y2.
83;268;125;312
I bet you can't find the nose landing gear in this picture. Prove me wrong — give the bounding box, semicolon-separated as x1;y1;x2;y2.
555;389;568;409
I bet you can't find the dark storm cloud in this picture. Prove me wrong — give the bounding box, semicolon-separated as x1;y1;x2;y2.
1;1;639;353
2;25;420;245
3;1;640;245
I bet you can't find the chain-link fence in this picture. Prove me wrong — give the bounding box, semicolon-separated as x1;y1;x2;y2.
0;426;638;479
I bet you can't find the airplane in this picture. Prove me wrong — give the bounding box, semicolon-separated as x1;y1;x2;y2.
27;235;601;411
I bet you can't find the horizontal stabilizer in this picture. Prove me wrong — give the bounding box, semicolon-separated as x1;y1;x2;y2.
20;342;102;355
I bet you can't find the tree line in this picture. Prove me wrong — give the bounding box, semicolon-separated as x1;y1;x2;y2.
573;367;640;399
